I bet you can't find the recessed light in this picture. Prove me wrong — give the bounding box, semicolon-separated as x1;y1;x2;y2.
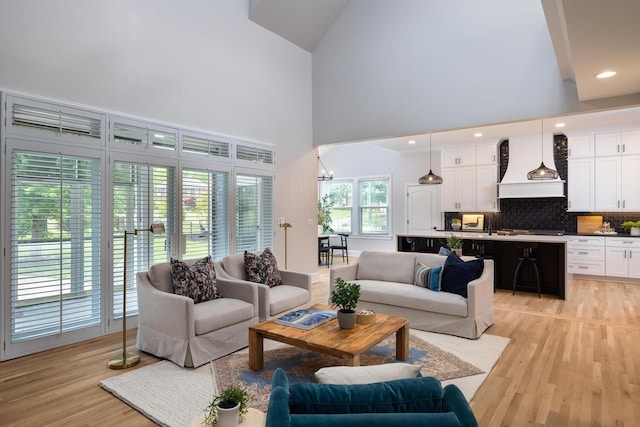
596;71;616;79
555;123;565;128
474;133;483;137
408;140;416;145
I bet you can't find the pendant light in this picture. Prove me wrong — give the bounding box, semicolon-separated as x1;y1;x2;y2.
527;120;559;180
317;155;333;181
419;133;443;184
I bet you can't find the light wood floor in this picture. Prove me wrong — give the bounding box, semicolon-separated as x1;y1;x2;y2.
1;258;639;426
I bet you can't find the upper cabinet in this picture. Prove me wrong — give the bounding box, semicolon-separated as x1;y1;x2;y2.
441;143;498;212
594;131;640;211
568;134;595;158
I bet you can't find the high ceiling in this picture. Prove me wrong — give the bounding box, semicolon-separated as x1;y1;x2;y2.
250;0;640;102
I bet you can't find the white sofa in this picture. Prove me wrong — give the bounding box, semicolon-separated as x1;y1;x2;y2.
215;252;312;321
136;259;259;367
329;251;495;339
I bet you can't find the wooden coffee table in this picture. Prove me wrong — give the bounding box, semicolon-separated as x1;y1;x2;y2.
248;304;409;371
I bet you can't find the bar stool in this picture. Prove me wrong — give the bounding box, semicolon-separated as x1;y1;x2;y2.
512;242;541;298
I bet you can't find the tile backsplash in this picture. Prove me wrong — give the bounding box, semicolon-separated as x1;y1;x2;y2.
444;134;640;233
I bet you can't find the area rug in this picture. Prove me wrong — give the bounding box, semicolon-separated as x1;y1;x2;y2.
100;330;509;427
214;333;483;412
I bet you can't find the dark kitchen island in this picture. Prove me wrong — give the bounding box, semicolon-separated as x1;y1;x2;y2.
397;232;570;299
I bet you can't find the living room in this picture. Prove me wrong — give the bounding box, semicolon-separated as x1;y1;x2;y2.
1;1;640;426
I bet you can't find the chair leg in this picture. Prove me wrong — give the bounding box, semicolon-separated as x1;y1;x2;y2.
512;258;525;295
531;259;541;298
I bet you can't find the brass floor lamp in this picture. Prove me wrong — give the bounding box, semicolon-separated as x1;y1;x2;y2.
279;222;292;269
108;223;165;369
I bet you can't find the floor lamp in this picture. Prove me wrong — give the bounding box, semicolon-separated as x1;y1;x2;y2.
108;223;165;370
279;222;292;269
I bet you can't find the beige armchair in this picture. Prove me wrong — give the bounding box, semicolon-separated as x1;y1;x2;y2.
136;259;259;367
214;252;312;321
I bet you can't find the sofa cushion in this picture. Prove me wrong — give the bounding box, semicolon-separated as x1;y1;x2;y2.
441;254;484;298
193;297;255;335
357;251;416;284
314;363;421;385
269;285;310;315
244;247;282;287
289;376;445;414
357;280;467;317
170;256;221;303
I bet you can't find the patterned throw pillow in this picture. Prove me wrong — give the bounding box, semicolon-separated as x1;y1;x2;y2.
171;255;221;303
244;247;282;288
413;262;442;291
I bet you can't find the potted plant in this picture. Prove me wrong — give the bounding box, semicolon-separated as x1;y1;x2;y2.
204;384;250;427
330;278;361;329
447;234;463;256
318;194;335;234
451;218;462;230
621;220;640;236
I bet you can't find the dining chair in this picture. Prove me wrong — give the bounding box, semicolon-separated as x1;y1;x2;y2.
318;235;331;267
330;233;349;264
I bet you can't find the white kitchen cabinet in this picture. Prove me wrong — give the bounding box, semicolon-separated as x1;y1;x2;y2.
595;133;621;156
441;146;476;168
475;144;498;165
567;158;595;211
567;236;605;276
595;154;640;211
476;164;498;211
568;135;595;158
621;131;640;155
605;237;640;279
442;166;476;211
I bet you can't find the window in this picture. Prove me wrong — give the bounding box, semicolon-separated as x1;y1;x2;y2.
319;176;390;236
359;179;389;234
10;150;102;342
112;161;175;317
236;171;273;252
319;180;353;233
182;167;230;260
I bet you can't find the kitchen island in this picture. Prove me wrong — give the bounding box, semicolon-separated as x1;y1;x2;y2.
397;232;571;299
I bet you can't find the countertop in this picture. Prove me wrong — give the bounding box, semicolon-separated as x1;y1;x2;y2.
398;231;640;242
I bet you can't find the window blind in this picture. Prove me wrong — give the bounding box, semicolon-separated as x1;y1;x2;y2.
113;122;176;151
182;169;230;260
236;144;274;165
112;162;174;318
182;135;231;159
10;151;102;342
236;172;273;253
11;102;102;139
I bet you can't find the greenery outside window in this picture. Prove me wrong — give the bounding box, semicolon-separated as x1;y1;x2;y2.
319;180;353;233
359;178;389;235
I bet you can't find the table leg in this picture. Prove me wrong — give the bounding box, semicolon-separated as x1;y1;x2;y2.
396;324;409;361
344;353;360;366
248;329;264;371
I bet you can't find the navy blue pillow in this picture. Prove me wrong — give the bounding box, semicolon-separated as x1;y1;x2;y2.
441;253;484;298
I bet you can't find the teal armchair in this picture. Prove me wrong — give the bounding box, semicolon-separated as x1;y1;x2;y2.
266;368;478;427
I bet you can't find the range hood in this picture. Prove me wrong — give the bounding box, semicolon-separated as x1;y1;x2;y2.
498;133;565;199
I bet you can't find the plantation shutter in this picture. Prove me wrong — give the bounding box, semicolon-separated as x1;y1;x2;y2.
10;151;102;342
181;134;231;159
235;171;274;253
112;120;176;151
181;168;230;260
236;144;274;165
112;162;174;318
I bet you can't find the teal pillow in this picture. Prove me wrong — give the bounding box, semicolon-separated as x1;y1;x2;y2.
289;376;445;414
428;266;442;291
441;254;484;298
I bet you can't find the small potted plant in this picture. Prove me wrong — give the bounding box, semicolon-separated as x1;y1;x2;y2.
330;278;361;329
204;384;250;427
621;220;640;236
451;218;462;230
447;234;463;256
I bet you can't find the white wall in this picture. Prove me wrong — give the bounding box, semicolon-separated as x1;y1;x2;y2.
0;0;318;272
319;142;442;253
312;0;637;145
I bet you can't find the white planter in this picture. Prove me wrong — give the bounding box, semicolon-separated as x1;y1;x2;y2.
216;403;240;427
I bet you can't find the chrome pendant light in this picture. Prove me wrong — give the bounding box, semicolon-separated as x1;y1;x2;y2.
527;120;559;180
419;133;443;184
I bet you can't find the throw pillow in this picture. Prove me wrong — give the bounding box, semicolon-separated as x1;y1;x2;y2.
438;246;451;256
314;363;421;385
244;247;282;288
440;253;484;298
413;262;431;287
170;256;221;303
428;265;443;291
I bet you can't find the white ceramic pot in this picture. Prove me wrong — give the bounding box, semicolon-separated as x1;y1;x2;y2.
216;403;240;427
453;248;462;257
451;223;461;230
